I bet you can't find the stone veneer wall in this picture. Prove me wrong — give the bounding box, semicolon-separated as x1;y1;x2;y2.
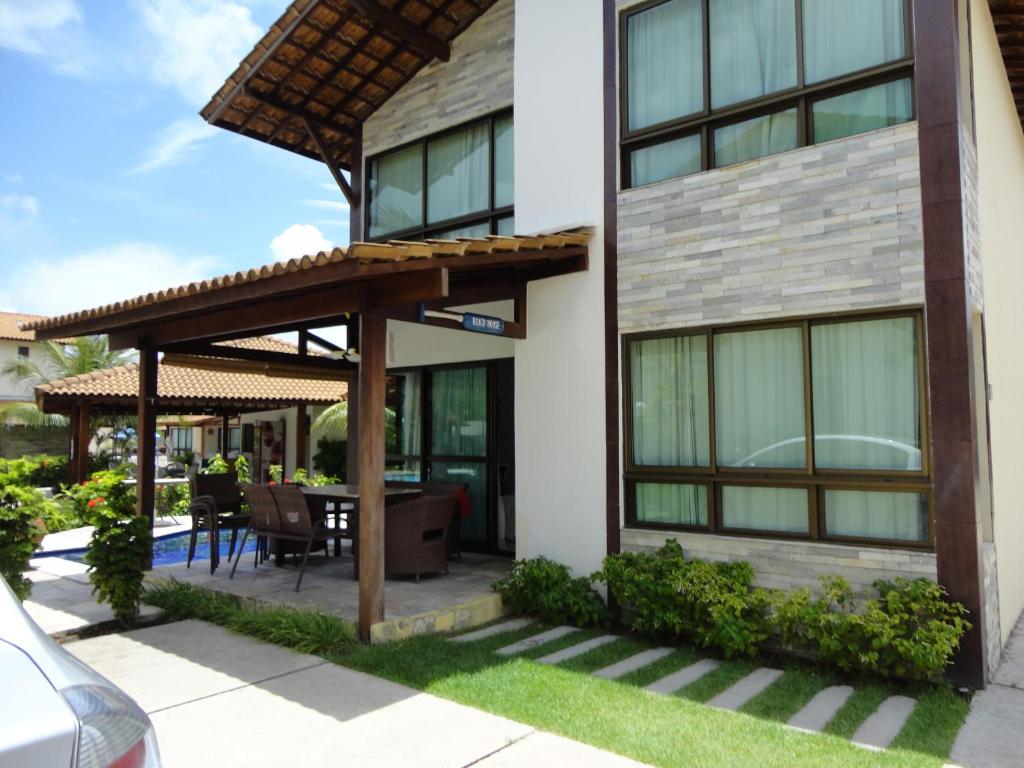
618;123;924;331
983;542;1002;677
362;0;513;158
622;528;937;595
962;130;984;313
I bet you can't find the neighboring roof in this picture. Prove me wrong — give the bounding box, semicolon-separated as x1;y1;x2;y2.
992;1;1024;126
201;0;498;169
0;312;74;344
22;232;592;339
36;360;346;415
217;336;321;356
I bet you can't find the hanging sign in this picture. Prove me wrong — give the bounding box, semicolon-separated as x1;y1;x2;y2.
462;312;505;335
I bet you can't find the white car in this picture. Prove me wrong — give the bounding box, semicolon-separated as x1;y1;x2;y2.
0;580;161;768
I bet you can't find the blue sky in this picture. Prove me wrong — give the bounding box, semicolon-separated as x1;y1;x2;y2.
0;0;351;320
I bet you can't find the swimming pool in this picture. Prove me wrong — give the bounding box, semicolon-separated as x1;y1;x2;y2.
40;529;260;568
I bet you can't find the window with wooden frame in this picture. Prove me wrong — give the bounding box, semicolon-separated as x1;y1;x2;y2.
623;310;932;548
365;110;514;242
619;0;915;189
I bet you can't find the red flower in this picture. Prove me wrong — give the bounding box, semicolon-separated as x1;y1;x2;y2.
88;496;106;508
268;481;278;486
283;478;292;484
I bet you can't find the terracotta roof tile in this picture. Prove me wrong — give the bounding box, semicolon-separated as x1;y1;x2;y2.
0;312;74;343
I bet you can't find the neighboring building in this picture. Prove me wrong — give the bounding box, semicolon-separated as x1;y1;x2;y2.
25;0;1024;687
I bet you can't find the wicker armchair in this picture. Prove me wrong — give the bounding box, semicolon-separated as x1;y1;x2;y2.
384;495;453;582
384;481;466;558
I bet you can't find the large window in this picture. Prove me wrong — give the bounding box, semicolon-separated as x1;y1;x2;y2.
367;111;514;241
624;311;930;547
620;0;913;188
169;427;193;453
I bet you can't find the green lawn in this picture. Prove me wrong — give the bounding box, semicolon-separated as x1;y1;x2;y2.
144;583;969;768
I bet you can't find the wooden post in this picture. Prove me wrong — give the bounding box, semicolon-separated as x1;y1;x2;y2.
221;413;230;457
74;402;91;484
296;404;308;474
136;346;158;540
345;313;361;484
67;406;80;484
357;308;386;642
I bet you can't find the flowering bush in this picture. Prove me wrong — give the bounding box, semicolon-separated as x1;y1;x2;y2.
0;486;49;600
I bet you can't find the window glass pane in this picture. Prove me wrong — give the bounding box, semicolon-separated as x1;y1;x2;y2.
715;327;805;468
630;335;710;466
714;108;797;167
427;122;490;224
710;0;797;109
384;460;422;483
627;0;704;131
630;134;701;187
229;428;241;453
430;367;487;456
812;79;913;144
369;144;423;238
636;483;707;526
803;0;906;83
722;485;809;533
494;115;514;208
386;371;422;457
811;316;921;470
496;216;515;236
431;460;487;542
433;222;491;240
824;489;928;542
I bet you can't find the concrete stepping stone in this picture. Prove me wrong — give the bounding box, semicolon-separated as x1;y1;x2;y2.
537;635;618;665
594;648;675;680
495;626;578;656
645;658;720;695
451;618;535;643
787;686;854;733
707;668;784;711
852;695;916;749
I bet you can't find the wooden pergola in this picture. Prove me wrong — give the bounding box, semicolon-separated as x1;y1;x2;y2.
23;234;590;640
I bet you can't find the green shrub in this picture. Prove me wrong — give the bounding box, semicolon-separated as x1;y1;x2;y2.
72;471;152;626
493;556;609;627
154;482;190;519
0;454;69;489
313;437;346;480
594;540;770;657
204;453;251;485
41;497;85;533
0;486;49;600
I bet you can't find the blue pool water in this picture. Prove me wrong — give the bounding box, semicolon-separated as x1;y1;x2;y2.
44;529;260;567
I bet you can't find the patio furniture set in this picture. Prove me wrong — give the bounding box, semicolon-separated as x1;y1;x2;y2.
185;473;469;591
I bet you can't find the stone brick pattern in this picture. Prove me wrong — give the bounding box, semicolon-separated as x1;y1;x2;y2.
621;527;937;595
363;0;513;159
617;123;925;331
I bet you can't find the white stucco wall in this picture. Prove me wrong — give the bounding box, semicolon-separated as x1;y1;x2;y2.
239;407;300;477
512;0;607;576
0;340;38;401
972;0;1024;646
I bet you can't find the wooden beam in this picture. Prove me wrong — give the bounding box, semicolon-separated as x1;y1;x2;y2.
221;413;230;458
296;404;308;474
349;128;364;242
160;353;354;382
136;346;158;554
108;269;449;350
345;313;360;484
159;342;357;373
357;307;386;641
348;0;450;62
245;87;356;141
303;117;358;207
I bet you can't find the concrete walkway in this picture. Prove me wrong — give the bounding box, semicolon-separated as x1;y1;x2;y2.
65;620;649;768
952;616;1024;768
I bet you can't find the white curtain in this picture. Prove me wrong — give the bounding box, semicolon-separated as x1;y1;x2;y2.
811;317;920;470
427;122;490;224
714;327;805;468
630;134;702;187
627;0;703;131
630;335;710;467
369;144;423;238
813;78;913;143
825;490;928;541
714;109;797;166
710;0;797;109
803;0;905;83
722;486;809;533
637;483;707;526
494;115;514;208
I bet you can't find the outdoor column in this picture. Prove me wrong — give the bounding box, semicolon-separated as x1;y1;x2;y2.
221;413;230;457
296;404;308;474
357;308;385;642
74;402;91;484
136;346;158;539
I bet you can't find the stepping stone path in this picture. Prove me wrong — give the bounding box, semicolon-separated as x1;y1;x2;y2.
788;686;854;733
452;618;535;643
537;635;618;665
594;648;674;680
852;695;917;750
707;668;784;711
452;626;916;751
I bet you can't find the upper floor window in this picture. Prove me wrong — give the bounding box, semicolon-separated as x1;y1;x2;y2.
17;346;29;358
367;111;514;241
621;0;913;188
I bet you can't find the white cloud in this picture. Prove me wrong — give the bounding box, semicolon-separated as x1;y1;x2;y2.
137;0;261;106
0;0;92;74
0;193;40;234
0;243;222;317
270;224;333;261
129;118;217;174
4;173;24;184
303;199;350;213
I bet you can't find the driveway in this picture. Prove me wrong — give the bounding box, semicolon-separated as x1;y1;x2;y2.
65;620;647;768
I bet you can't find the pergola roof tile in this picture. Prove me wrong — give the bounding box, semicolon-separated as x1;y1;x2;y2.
0;312;74;344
